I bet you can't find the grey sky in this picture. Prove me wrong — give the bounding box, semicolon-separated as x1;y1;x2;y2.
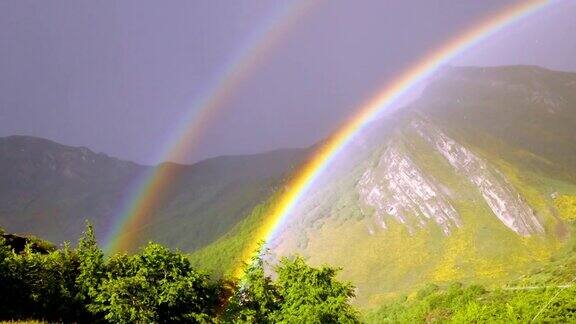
0;0;574;164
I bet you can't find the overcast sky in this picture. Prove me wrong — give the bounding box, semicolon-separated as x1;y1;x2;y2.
0;0;574;164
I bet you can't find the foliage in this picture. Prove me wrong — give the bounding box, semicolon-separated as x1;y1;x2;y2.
0;237;85;321
272;256;360;323
224;248;281;323
225;246;360;323
3;221;576;323
364;248;576;323
365;282;576;323
76;222;106;320
92;243;218;323
0;224;219;322
0;225;358;323
555;194;576;221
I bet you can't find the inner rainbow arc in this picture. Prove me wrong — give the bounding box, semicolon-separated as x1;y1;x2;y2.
234;0;551;278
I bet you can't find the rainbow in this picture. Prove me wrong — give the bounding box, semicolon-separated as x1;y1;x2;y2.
234;0;552;277
104;0;320;254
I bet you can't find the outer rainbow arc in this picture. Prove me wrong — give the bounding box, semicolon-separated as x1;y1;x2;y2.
105;0;321;254
234;0;551;278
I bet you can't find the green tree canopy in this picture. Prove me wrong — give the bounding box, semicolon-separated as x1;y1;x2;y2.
225;247;359;323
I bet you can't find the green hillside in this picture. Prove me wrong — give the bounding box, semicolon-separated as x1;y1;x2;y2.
0;136;306;251
192;66;576;308
112;149;306;252
364;235;576;323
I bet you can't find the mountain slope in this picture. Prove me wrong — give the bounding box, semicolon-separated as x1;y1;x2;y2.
0;135;143;244
193;65;576;308
0;136;306;251
118;148;306;251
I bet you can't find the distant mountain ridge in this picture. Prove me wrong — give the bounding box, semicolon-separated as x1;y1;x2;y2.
0;135;307;251
0;135;144;244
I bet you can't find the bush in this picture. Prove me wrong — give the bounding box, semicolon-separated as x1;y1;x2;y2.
226;248;360;323
0;226;360;323
91;243;218;323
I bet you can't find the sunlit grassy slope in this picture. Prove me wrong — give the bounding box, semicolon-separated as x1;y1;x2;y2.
289;127;572;307
191;66;576;308
191;128;576;306
189;199;275;277
363;231;576;323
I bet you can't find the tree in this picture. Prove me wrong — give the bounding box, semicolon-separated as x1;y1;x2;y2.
224;247;281;323
0;226;362;323
0;236;84;321
76;222;106;320
0;235;25;319
33;242;83;321
272;256;360;323
91;242;217;323
225;248;359;324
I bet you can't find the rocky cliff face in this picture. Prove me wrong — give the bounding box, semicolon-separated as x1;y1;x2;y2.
411;119;543;236
358;144;460;235
355;117;544;239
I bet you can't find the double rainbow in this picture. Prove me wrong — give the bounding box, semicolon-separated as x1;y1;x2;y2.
103;0;552;270
234;0;551;277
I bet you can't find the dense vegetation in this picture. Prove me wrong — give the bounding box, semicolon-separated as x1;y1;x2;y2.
364;243;576;323
0;224;358;323
2;222;576;322
365;282;576;323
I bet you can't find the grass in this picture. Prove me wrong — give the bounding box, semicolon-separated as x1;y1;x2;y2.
364;231;576;323
364;282;576;323
189;197;277;278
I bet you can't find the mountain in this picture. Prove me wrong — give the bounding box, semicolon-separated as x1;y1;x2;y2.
0;136;142;245
3;65;576;310
193;65;576;308
0;135;306;251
